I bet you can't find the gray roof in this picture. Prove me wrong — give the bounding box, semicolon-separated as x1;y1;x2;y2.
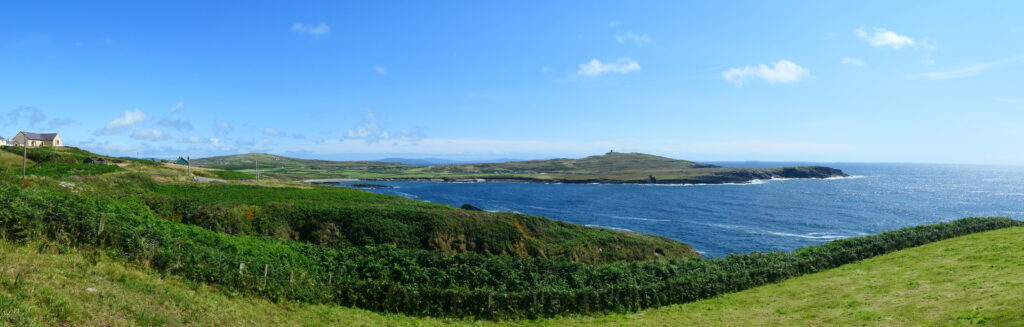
20;132;59;141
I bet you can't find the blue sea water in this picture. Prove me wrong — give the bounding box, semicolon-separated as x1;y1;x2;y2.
335;163;1024;257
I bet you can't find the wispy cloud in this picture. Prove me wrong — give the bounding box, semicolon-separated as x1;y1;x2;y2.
263;128;282;136
213;121;234;134
576;58;641;77
158;118;193;131
291;23;331;36
910;54;1024;80
841;57;865;66
95;109;147;135
2;106;48;128
176;136;207;144
855;27;934;50
374;65;388;75
615;31;651;46
722;60;811;87
130;128;170;141
345;110;426;144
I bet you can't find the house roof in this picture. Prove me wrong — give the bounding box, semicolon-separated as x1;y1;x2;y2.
20;132;59;141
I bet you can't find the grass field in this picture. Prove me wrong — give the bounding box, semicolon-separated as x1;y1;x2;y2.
3;227;1021;326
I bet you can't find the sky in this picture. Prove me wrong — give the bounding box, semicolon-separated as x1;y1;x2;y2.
1;1;1023;164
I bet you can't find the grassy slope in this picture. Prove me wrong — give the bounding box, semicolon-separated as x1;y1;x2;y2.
143;183;698;261
0;147;700;262
192;152;846;183
2;227;1020;326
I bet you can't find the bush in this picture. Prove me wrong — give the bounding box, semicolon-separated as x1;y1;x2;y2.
1;181;1019;319
139;184;696;263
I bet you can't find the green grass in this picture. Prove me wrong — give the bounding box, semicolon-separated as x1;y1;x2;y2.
0;151;29;170
2;227;1021;326
202;169;255;180
25;163;123;178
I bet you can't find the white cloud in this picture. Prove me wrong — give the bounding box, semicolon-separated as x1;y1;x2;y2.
540;66;551;74
291;23;330;36
171;102;184;113
176;136;207;144
130;128;169;141
607;21;621;27
855;27;931;50
345;110;425;144
374;65;388;75
576;58;641;77
95;109;147;135
263;128;282;136
722;60;811;87
841;57;865;66
209;138;228;150
615;31;651;46
910;54;1024;80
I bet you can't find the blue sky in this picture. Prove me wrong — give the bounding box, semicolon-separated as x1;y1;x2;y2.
2;1;1023;164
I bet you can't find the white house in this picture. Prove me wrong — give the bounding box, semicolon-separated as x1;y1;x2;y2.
0;136;8;146
12;132;63;147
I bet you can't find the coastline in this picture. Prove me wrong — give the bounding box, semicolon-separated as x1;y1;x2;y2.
309;166;850;186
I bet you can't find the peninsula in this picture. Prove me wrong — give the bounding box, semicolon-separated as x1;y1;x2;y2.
192;151;849;184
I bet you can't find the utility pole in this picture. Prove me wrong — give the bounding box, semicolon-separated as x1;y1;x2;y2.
255;158;259;181
187;155;191;177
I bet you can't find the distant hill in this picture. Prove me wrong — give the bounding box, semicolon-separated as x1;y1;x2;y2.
377;157;521;166
421;151;718;174
192;153;411;171
192;151;847;183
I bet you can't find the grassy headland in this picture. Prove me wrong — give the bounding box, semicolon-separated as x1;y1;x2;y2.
191;151;849;184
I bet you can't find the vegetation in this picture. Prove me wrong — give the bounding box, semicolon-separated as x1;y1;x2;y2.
1;227;1021;326
202;169;255;180
191;152;848;183
138;183;694;262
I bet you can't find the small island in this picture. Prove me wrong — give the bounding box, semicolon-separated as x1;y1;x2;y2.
192;151;848;185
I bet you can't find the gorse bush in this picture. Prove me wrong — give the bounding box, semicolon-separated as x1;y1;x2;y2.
139;184;697;263
1;181;1019;319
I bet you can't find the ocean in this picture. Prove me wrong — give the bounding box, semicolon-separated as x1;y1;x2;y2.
333;163;1024;257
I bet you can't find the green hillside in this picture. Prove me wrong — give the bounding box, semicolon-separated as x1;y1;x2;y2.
2;227;1020;326
191;151;848;183
420;152;717;174
190;153;412;180
0;147;696;263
